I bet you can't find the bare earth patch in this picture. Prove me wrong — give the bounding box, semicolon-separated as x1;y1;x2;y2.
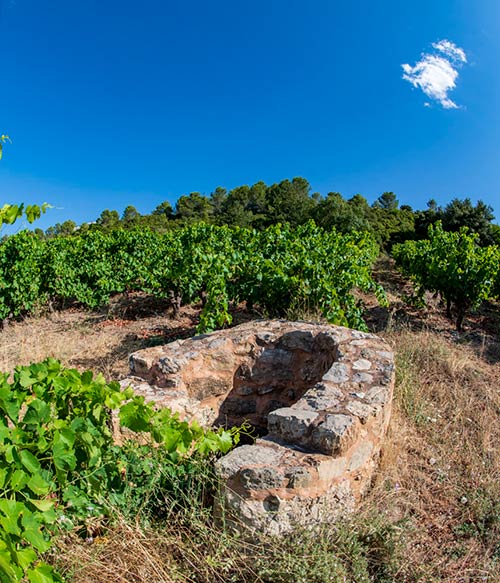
0;297;200;380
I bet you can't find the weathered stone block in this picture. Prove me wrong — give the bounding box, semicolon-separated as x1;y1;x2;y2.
352;372;373;384
346;400;376;422
190;377;231;400
348;441;374;472
268;408;319;442
240;467;284;490
158;355;182;374
277;330;315;351
260;400;289;417
352;358;372;371
285;466;313;489
310;414;355;455
216;443;283;480
317;456;347;481
294;382;343;412
365;385;388;405
221;398;256;416
323;362;349;383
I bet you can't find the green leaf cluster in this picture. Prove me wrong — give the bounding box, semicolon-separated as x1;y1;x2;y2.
393;222;500;330
0;359;240;582
1;204;50;228
0;135;11;161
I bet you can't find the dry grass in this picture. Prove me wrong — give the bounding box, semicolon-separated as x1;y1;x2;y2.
53;515;264;583
51;508;401;583
2;287;500;582
53;519;180;583
367;329;500;582
0;299;199;380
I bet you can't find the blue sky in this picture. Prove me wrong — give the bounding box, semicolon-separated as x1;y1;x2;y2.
1;0;499;230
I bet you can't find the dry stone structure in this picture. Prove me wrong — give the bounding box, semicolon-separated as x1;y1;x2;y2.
121;320;394;534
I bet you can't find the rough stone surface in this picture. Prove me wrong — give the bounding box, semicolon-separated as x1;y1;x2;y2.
120;320;395;534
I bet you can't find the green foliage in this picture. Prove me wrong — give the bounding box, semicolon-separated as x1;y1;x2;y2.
0;203;51;229
152;200;173;219
0;135;11;160
121;205;141;224
0;223;384;331
217;183;266;228
175;192;213;224
0;230;47;319
45;221;77;239
414;197;496;246
441;198;495;245
252;518;401;583
0;359;240;582
95;209;120;232
313;192;370;233
373;191;399;211
264;177;316;227
393;222;499;330
490;224;500;246
36;175;496;253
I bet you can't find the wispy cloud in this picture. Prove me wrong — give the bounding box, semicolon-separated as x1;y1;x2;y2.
402;39;467;109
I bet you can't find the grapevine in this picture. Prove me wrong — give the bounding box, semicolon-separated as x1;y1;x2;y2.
0;222;384;332
393;222;500;330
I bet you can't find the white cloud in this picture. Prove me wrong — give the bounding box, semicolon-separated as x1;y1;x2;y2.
402;39;467;109
432;40;467;64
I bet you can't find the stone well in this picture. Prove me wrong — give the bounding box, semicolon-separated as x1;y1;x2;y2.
120;320;394;534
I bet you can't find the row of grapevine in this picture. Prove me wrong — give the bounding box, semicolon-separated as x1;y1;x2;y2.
0;222;384;332
392;222;500;330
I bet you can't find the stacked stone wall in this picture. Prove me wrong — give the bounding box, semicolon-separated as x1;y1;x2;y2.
120;320;394;533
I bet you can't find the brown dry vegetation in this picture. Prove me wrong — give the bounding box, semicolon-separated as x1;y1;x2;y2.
372;330;500;581
1;263;499;582
0;297;199;380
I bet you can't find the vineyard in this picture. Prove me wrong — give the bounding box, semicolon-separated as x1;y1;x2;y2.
2;220;500;334
0;222;384;333
1;4;499;577
392;222;500;330
0;222;388;582
1;220;500;582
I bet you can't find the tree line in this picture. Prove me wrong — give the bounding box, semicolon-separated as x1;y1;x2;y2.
37;177;497;248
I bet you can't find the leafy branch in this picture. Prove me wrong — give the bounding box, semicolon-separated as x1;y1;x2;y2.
0;359;241;582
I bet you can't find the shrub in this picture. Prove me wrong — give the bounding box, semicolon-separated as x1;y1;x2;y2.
0;359;240;582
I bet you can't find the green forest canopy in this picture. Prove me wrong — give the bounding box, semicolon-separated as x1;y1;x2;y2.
38;178;498;249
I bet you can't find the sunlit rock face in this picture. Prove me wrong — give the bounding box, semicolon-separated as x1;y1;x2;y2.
121;320;394;534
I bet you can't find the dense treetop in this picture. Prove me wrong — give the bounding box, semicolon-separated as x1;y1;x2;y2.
28;177;497;249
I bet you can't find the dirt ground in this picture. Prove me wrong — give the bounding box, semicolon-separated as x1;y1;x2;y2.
0;293;263;381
